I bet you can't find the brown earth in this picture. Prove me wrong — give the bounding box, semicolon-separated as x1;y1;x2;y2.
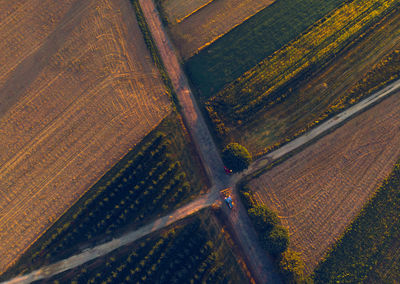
0;0;170;273
249;93;400;273
166;0;275;59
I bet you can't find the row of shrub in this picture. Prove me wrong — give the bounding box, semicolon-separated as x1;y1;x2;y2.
48;213;249;283
206;0;399;134
23;132;194;268
313;160;400;283
241;188;305;283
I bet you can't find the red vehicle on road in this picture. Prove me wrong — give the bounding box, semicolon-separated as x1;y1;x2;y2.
224;166;233;175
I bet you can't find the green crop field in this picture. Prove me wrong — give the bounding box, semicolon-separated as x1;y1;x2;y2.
207;1;400;156
43;209;250;283
185;0;346;98
1;112;207;279
313;160;400;283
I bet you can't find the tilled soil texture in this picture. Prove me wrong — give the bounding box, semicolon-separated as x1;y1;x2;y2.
0;0;170;273
165;0;275;59
249;93;400;273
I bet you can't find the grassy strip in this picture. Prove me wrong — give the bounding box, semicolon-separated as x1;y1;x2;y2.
131;0;180;109
0;113;206;280
313;159;400;283
207;0;399;134
46;209;249;283
185;0;346;98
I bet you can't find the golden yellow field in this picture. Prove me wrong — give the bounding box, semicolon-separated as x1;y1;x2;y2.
249;94;400;273
165;0;275;59
0;0;170;273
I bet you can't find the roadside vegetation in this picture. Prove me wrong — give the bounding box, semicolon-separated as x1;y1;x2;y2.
313;160;400;283
241;189;304;283
131;0;179;108
185;0;346;98
42;209;251;283
206;0;399;137
222;143;252;172
1;113;207;280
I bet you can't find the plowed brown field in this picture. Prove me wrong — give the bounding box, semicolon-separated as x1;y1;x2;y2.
0;0;170;274
249;93;400;273
165;0;275;59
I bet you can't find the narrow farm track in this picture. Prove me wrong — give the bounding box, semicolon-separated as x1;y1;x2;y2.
3;192;218;284
3;1;400;283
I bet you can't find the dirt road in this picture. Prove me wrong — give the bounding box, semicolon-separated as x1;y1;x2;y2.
3;191;217;284
138;1;282;283
246;78;400;176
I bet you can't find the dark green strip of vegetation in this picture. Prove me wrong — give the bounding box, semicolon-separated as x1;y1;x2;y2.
240;188;305;283
313;160;400;283
131;0;180;109
185;0;347;99
45;212;249;284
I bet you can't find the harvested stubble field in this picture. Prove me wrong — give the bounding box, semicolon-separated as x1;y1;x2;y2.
0;0;170;274
248;93;400;273
165;0;275;59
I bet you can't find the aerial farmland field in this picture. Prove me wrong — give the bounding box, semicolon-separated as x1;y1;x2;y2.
185;0;346;97
161;0;275;59
206;0;400;156
37;209;251;283
0;0;171;274
248;93;400;273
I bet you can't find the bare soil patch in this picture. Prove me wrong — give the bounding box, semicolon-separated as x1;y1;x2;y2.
0;0;170;273
249;93;400;273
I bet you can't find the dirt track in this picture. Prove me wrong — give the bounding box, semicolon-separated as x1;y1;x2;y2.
249;91;400;273
0;0;170;273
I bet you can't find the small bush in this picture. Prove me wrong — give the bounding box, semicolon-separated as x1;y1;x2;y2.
247;204;289;256
279;248;305;284
265;225;289;256
222;143;252;172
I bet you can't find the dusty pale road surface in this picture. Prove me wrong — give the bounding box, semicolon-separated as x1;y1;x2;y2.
246;78;400;175
249;92;400;273
0;0;170;274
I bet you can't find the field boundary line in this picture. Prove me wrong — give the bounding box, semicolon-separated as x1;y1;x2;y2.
175;0;216;24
